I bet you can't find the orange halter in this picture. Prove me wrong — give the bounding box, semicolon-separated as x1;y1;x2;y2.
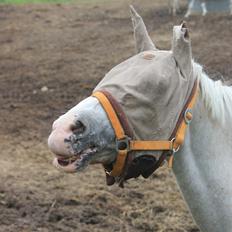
92;80;199;177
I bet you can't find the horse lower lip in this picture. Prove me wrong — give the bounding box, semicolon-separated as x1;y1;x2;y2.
56;155;79;166
53;157;80;173
52;148;97;173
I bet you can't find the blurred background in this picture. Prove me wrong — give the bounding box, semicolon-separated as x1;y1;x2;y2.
0;0;231;231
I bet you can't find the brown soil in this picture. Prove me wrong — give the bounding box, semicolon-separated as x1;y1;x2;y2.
0;0;231;231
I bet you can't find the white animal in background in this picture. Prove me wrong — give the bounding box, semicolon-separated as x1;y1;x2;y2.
169;0;180;15
230;0;232;14
185;0;207;17
170;0;232;17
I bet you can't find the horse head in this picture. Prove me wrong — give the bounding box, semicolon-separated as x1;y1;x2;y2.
48;6;196;186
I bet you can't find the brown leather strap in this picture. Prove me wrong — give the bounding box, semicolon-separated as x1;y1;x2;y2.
130;140;173;150
92;91;130;176
93;91;135;179
99;90;134;138
92;92;126;140
170;80;198;140
168;80;199;167
110;150;128;177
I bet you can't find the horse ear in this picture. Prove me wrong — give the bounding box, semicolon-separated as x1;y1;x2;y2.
172;22;192;79
130;5;157;53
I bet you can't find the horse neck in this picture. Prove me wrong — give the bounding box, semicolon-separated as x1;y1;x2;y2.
172;69;232;232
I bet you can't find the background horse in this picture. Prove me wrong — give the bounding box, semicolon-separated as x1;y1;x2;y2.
185;0;208;17
170;0;232;17
169;0;180;15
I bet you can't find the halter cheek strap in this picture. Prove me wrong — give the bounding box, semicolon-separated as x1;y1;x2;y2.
92;80;199;177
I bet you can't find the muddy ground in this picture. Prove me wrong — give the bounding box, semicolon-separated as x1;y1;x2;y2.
0;0;231;231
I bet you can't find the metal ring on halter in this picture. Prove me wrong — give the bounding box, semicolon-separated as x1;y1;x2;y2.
105;169;111;175
115;136;130;152
170;137;180;153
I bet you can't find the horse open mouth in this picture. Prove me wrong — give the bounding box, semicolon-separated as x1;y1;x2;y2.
53;148;97;173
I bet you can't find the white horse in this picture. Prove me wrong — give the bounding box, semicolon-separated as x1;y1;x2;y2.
169;0;180;15
48;6;232;232
170;0;232;17
185;0;208;17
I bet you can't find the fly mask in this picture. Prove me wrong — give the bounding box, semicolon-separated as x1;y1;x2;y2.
92;78;198;187
91;7;198;186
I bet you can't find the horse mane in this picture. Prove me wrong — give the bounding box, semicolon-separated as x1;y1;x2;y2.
193;62;232;125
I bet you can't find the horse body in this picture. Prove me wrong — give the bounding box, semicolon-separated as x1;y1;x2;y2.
48;6;232;231
173;67;232;232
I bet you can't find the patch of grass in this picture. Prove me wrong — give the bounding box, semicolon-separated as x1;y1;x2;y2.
0;0;109;4
0;0;69;3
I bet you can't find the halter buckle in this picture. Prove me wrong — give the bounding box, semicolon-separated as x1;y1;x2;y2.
116;136;130;152
184;108;193;124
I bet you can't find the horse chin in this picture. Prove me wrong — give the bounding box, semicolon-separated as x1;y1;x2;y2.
52;148;97;173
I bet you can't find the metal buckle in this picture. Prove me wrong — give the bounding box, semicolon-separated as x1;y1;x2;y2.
184;108;193;125
115;136;130;152
170;137;180;153
105;169;111;175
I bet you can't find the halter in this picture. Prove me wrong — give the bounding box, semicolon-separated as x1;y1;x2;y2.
92;80;199;178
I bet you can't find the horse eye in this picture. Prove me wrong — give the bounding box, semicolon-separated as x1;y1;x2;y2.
71;120;85;134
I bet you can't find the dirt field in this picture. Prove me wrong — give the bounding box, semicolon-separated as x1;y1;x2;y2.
0;0;231;231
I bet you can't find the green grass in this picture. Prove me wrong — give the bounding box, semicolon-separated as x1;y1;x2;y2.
0;0;108;4
0;0;70;3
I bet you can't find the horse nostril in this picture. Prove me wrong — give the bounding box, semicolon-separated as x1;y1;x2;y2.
71;120;85;134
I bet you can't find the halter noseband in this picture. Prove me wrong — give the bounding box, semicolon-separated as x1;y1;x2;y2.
92;80;199;178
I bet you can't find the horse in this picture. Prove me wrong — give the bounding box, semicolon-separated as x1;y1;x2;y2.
185;0;208;17
48;6;232;232
169;0;180;16
170;0;232;17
